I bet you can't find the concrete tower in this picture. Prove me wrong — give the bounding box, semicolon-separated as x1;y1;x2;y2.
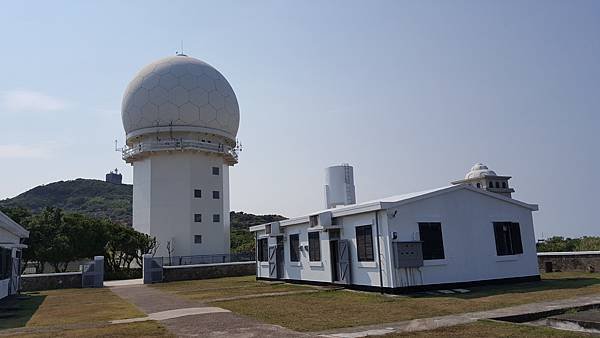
121;55;240;257
324;164;356;209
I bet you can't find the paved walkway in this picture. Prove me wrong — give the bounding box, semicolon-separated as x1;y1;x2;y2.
110;284;310;337
315;294;600;337
104;278;143;287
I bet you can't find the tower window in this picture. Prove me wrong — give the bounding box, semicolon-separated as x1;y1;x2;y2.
194;235;202;244
213;214;220;223
213;191;220;199
212;167;220;175
502;182;507;188
194;214;202;222
495;182;500;189
194;189;202;198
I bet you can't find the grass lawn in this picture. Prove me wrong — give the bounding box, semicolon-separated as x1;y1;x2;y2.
152;275;314;302
8;321;172;338
0;288;171;337
26;288;143;327
213;272;600;332
387;319;596;337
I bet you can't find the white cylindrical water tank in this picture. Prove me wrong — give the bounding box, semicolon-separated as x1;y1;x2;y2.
324;164;356;209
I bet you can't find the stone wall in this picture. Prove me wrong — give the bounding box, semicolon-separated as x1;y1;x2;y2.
162;261;256;282
538;252;600;273
20;272;82;292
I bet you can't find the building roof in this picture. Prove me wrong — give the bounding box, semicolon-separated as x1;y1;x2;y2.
249;184;538;232
0;211;29;239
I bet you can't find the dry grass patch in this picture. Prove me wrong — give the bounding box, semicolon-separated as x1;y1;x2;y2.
9;321;173;338
387;319;596;337
152;275;313;302
26;288;144;327
214;272;600;332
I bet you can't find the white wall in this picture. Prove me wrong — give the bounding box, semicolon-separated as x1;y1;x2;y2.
256;211;388;287
385;189;538;288
133;152;231;257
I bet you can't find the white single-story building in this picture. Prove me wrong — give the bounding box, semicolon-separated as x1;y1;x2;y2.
0;211;29;300
250;164;540;292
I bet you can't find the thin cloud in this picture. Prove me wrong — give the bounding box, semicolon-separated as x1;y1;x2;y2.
0;143;57;159
0;89;68;113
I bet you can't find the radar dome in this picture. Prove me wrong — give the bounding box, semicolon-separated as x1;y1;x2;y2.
121;55;239;144
465;163;497;179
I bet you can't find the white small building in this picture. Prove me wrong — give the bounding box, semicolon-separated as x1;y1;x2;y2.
250;164;540;292
0;211;29;299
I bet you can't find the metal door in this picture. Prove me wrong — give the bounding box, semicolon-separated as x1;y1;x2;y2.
338;239;351;284
268;245;277;279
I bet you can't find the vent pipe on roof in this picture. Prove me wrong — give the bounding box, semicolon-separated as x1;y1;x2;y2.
324;164;356;209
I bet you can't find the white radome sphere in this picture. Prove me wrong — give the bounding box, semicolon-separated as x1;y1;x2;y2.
121;55;239;142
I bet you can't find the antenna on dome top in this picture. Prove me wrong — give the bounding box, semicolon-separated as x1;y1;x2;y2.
176;40;186;56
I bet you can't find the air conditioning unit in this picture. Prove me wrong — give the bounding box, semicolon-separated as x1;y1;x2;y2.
266;221;281;236
309;212;332;228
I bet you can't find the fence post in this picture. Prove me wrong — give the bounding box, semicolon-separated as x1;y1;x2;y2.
94;256;104;288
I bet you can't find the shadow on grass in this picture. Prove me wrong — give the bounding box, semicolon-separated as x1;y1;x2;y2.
409;275;600;300
0;293;46;330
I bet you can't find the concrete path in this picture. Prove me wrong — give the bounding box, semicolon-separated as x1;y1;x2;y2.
110;284;310;337
104;278;143;287
315;294;600;337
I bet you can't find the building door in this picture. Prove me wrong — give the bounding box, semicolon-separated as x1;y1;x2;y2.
268;244;277;279
338;240;351;284
330;240;340;282
276;236;284;279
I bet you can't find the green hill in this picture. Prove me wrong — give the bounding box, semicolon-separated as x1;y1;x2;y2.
0;179;133;225
0;178;285;236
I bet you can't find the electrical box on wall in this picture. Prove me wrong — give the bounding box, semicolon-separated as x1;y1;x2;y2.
392;241;424;268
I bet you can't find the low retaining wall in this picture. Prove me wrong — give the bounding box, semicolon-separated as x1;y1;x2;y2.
162;261;256;282
21;272;82;292
538;251;600;272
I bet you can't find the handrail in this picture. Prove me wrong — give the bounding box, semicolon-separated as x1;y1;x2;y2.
122;139;238;162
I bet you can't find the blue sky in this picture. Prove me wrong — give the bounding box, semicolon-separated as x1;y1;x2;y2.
0;1;598;238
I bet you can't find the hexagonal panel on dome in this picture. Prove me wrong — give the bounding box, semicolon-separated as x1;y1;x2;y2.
209;91;225;110
141;73;160;90
179;102;200;123
199;104;217;123
121;55;239;141
159;73;178;90
197;74;215;92
149;87;169;106
179;74;197;90
158;102;179;124
189;88;209;107
170;86;189;107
